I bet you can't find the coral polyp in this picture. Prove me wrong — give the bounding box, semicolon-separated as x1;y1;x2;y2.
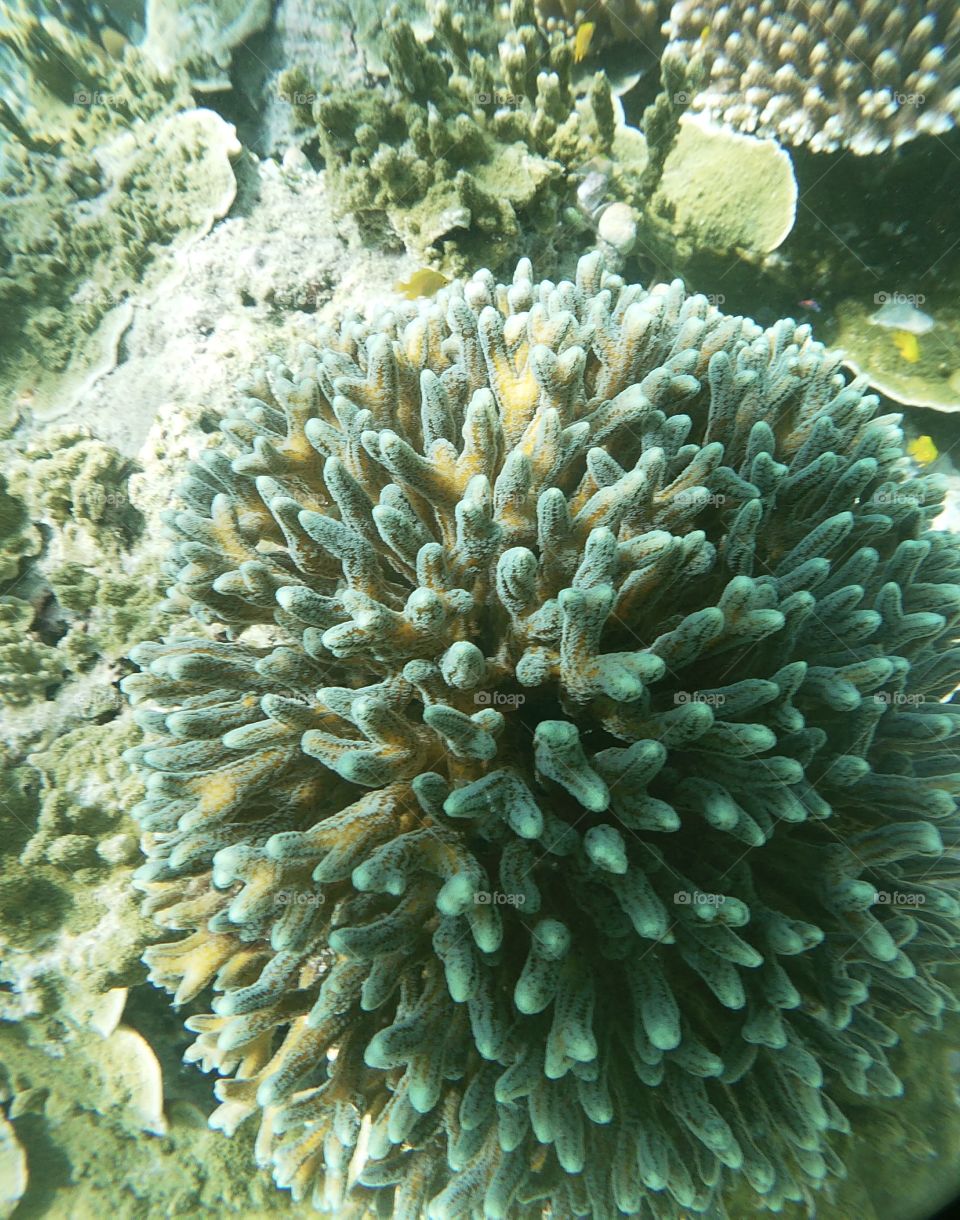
123;252;960;1218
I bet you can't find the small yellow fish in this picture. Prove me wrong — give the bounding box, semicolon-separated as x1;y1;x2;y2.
700;25;711;42
394;268;450;300
892;329;920;362
908;435;938;465
574;22;595;63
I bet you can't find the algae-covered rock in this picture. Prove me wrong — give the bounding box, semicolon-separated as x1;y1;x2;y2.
0;15;241;424
8;427;139;542
0;473;40;587
0;717;156;1032
4;425;170;673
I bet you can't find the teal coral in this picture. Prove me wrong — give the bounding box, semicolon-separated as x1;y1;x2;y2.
123;252;960;1218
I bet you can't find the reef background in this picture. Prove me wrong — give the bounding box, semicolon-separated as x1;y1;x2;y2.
2;2;960;1218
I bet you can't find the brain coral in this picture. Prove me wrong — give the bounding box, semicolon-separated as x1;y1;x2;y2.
123;252;960;1218
667;0;960;154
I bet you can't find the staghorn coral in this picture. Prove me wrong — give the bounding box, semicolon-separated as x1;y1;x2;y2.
667;0;960;155
123;252;960;1218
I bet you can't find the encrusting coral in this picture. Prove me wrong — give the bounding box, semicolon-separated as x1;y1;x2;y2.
667;0;960;155
123;251;960;1218
0;9;240;422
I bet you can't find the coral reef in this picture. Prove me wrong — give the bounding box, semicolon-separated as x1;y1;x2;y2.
0;720;151;1018
650;112;797;258
667;0;960;155
311;0;614;274
125;252;960;1217
831;295;960;413
0;12;240;422
0;598;64;707
0;472;40;586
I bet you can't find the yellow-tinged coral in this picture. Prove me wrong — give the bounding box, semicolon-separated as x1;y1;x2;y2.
123;252;960;1219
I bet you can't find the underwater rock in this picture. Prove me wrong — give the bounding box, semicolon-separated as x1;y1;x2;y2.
124;251;960;1217
0;1111;27;1220
141;0;271;91
101;1025;168;1134
667;0;960;155
596;200;638;255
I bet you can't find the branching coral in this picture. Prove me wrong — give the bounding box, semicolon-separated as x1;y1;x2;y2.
312;0;615;274
0;597;63;707
124;252;960;1218
667;0;960;155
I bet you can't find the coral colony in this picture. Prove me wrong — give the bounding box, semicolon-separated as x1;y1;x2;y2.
668;0;960;155
124;254;960;1217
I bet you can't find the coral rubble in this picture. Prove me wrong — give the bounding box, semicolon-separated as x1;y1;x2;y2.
125;252;960;1217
